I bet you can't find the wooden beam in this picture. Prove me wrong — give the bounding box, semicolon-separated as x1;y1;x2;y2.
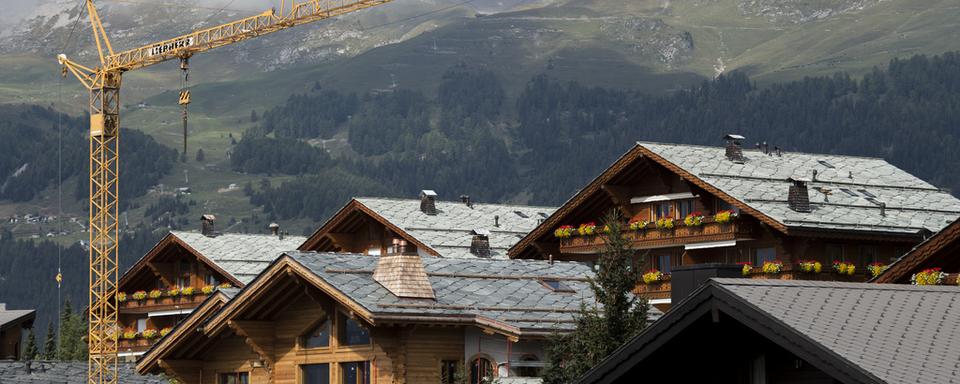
145;261;173;288
326;232;363;252
228;320;276;376
158;359;202;383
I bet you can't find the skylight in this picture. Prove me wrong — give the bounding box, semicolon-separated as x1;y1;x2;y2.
858;189;877;198
840;188;858;197
538;212;550;219
514;211;530;218
817;159;836;169
541;279;574;293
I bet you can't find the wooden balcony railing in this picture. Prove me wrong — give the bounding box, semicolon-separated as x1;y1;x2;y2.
560;219;754;253
119;294;208;313
633;276;671;300
119;338;152;350
632;268;873;301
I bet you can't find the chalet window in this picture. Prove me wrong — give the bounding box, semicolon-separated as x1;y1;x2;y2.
136;318;147;333
302;364;330;384
337;313;370;346
717;199;739;214
657;254;672;274
677;199;695;219
653;203;673;220
825;244;844;262
753;247;776;266
340;361;370;384
441;360;459;384
204;273;218;286
178;260;191;288
218;372;249;384
860;245;880;266
470;357;494;384
302;319;330;349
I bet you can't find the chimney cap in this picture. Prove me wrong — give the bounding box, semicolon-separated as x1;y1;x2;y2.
268;222;280;229
472;229;491;237
201;214;216;221
724;134;746;141
788;176;811;184
421;190;437;197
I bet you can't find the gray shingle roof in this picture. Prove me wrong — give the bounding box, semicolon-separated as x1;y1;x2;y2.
642;142;960;234
286;251;653;333
171;231;306;284
0;308;34;330
356;198;556;259
716;279;960;384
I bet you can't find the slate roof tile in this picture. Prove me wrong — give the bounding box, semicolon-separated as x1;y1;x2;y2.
356;198;555;259
171;231;306;284
641;142;960;234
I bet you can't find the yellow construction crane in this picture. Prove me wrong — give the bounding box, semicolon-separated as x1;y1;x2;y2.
57;1;391;383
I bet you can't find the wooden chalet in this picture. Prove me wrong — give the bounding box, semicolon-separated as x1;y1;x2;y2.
299;192;555;259
578;279;960;384
116;218;305;359
874;217;960;284
136;245;609;384
509;137;960;309
0;303;34;360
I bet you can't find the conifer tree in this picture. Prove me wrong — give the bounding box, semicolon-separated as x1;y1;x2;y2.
541;210;648;383
22;328;38;360
44;321;57;360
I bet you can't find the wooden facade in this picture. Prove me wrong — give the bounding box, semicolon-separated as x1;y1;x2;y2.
138;255;560;384
117;233;237;358
875;217;960;284
299;199;435;257
510;142;934;310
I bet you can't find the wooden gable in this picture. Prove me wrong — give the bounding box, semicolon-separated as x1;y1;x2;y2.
298;199;440;257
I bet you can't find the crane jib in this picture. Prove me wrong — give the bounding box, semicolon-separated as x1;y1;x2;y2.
148;37;195;56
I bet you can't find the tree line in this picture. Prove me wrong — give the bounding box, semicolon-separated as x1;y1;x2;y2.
231;52;960;225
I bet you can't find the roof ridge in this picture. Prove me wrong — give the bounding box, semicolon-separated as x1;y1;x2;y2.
171;230;306;239
356;196;556;209
637;141;888;161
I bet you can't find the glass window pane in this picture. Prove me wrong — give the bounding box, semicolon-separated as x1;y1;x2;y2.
339;314;370;346
303;364;330;384
753;248;776;266
470;358;493;384
341;362;370;384
678;200;694;218
303;319;330;348
658;255;671;274
655;203;673;219
239;373;249;384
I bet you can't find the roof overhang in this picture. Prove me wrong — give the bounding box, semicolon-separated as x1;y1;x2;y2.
0;310;36;332
298;199;441;257
874;217;960;283
136;290;232;374
577;280;882;384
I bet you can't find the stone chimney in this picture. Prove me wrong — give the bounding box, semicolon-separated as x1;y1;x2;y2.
724;134;745;163
373;239;435;299
201;214;217;237
0;303;5;311
470;229;491;258
269;223;280;237
420;190;438;215
787;178;811;213
460;195;472;208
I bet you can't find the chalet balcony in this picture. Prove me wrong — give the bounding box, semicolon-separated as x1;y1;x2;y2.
559;218;754;253
118;293;209;314
633;267;872;301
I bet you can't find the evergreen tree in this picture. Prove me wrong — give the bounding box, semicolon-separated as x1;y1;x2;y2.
195;148;205;162
542;210;648;383
44;321;57;360
250;109;258;123
22;328;38;360
56;298;87;361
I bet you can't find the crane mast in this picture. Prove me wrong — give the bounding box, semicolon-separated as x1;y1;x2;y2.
57;1;392;383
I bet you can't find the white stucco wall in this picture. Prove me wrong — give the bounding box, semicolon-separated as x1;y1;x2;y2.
464;327;546;379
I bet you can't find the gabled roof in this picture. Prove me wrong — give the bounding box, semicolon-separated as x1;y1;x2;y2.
119;231;306;289
511;142;960;258
0;307;35;331
581;279;960;384
136;288;238;374
874;217;960;283
301;197;555;259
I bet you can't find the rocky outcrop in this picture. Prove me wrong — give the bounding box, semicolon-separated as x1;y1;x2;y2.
0;360;167;383
737;0;885;24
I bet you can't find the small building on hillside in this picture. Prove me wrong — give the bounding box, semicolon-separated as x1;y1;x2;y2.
136;245;612;384
510;137;960;310
299;191;555;259
874;216;960;284
116;218;305;359
0;304;35;360
578;278;960;384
